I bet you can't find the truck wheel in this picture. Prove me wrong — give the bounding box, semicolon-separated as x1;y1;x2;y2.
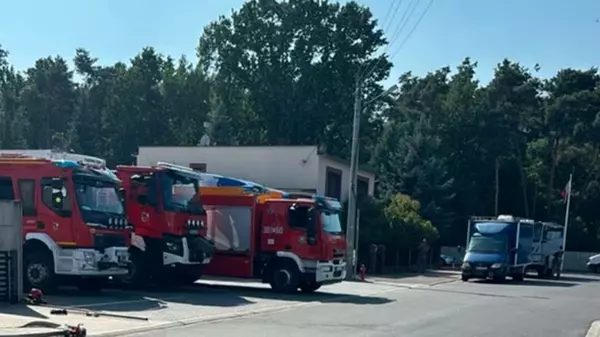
512;273;524;281
299;281;321;293
24;252;56;293
461;275;469;282
595;265;600;274
269;261;299;293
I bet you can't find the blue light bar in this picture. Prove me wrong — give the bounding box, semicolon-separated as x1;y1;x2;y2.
52;160;80;169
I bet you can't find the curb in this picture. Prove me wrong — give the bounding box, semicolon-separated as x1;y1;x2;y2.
586;321;600;337
91;287;400;337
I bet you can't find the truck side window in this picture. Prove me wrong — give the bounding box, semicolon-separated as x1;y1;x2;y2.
288;205;310;230
0;176;15;200
131;174;157;207
18;179;36;216
41;178;71;216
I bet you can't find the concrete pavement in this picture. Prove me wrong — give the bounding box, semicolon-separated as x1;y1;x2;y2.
0;279;403;337
126;273;600;337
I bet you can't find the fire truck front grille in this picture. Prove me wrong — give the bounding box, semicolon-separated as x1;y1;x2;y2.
93;234;126;250
333;248;345;260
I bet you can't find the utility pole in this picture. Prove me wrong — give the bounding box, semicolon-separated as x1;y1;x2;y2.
346;75;362;280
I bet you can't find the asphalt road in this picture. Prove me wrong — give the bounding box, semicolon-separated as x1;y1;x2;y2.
126;273;600;337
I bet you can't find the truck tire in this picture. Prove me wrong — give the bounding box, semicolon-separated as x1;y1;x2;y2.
299;281;321;293
461;275;469;282
24;251;56;293
269;261;300;293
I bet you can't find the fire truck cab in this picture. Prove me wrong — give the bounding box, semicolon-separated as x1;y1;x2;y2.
201;188;347;293
116;162;214;285
0;154;131;292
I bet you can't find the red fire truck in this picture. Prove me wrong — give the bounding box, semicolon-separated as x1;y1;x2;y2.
199;188;347;293
116;162;214;286
0;154;131;292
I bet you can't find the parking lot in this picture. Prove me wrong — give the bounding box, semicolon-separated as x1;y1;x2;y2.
2;272;599;337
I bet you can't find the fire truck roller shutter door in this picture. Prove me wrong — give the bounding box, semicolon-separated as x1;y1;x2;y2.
275;251;305;273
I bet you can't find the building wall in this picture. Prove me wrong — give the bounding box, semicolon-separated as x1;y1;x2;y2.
137;146;321;191
317;156;376;202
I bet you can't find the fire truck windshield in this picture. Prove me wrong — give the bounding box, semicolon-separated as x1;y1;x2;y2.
161;171;204;215
74;181;125;216
321;210;343;234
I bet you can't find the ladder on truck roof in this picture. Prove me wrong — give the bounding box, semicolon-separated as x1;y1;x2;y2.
470;215;535;223
0;149;106;168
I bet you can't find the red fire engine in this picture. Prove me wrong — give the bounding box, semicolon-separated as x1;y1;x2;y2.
199;187;347;293
0;154;131;292
116;162;214;285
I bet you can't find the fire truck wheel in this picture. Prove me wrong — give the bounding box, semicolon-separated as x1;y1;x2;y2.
299;281;321;293
269;261;300;293
24;252;56;293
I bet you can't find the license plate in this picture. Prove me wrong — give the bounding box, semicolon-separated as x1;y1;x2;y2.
189;229;198;235
476;266;487;271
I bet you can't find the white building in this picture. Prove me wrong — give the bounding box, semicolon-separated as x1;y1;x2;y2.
136;145;375;202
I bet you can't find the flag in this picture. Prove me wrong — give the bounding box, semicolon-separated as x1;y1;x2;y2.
561;179;571;203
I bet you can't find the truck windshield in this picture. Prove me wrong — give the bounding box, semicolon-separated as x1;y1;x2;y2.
468;236;506;254
74;181;124;215
321;211;343;234
162;172;204;214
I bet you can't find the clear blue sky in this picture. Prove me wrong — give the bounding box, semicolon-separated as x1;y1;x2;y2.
0;0;598;86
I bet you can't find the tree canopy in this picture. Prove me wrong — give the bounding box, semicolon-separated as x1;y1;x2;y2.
0;0;599;252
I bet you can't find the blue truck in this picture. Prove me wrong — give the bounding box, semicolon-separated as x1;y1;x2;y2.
461;215;564;282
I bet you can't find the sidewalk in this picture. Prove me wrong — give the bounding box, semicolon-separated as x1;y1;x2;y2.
0;305;170;337
587;321;600;337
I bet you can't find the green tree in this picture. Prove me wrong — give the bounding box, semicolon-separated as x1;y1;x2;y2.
198;0;391;158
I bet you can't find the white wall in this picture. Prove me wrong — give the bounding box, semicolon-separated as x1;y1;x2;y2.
317;156;376;202
137;146;320;191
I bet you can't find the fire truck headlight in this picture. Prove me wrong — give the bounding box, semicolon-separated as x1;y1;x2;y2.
108;218;113;226
320;266;333;273
200;220;205;227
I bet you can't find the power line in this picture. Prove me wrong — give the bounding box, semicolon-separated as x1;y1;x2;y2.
387;0;435;62
358;0;404;80
359;0;421;82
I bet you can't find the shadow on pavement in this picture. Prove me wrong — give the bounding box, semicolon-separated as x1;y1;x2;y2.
375;269;459;280
472;278;578;287
188;283;394;305
0;304;48;319
41;285;255;312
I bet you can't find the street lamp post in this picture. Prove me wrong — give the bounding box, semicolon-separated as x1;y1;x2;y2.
345;82;397;280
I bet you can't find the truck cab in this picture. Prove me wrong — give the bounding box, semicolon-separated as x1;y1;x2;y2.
116;162;214;285
0;155;131;292
201;188;346;293
461;215;531;282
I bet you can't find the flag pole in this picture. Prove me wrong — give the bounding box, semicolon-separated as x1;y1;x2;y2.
560;173;573;272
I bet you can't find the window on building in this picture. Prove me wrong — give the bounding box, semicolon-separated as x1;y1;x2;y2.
18;179;36;216
325;167;342;200
357;176;369;198
189;163;207;172
0;176;15;200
